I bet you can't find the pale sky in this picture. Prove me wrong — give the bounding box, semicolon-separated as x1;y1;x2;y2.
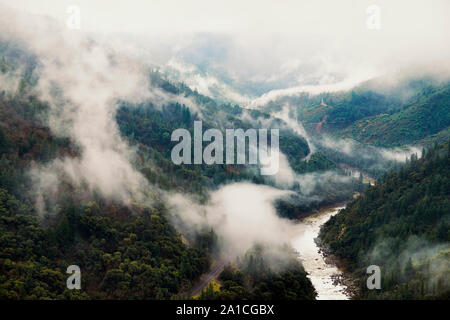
1;0;449;38
2;0;450;88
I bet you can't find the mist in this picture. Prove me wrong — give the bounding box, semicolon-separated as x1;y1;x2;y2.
366;236;450;294
2;0;450;103
317;134;421;164
273;105;315;155
0;5;157;209
168;182;298;259
0;5;319;268
0;0;446;277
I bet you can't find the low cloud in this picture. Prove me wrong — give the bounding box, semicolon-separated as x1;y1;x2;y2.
367;236;450;294
168;183;296;258
0;5;156;210
249;70;377;107
379;146;421;162
316;134;421;164
273;104;315;155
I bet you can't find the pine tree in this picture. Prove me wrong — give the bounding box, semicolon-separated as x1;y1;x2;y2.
0;125;7;153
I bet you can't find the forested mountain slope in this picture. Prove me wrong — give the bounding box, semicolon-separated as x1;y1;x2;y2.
113;70;363;212
319;142;450;299
0;92;211;299
0;41;321;300
309;77;449;147
341;83;450;146
197;247;317;300
265;75;450;148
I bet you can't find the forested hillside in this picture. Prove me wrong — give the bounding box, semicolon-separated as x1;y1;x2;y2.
0;92;212;299
342;84;450;146
114;71;360;211
0;42;322;300
1;0;449;305
320;142;450;299
295;76;450;148
197;247;317;300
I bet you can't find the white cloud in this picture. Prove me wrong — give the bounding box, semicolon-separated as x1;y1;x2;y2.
168;183;295;257
3;0;449;99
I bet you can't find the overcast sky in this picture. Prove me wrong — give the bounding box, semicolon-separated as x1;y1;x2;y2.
2;0;450;90
1;0;448;37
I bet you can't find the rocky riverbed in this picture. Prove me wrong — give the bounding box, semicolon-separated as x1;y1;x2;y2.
291;206;356;300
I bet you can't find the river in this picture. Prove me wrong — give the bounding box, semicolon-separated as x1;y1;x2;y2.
291;206;351;300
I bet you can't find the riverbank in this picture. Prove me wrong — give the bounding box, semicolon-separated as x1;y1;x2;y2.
292;204;359;299
315;205;360;299
291;206;351;299
289;201;348;221
317;241;359;298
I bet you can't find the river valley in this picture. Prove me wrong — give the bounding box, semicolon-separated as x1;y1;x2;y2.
291;206;352;300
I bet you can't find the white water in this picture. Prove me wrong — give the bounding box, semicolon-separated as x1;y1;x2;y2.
291;207;351;300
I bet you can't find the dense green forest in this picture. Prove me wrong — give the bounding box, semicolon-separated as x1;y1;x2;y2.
294;75;450;148
257;75;450;179
0;188;210;299
0;93;211;299
197;247;317;300
2;35;448;302
114;72;360;212
320;142;450;299
0;42;322;300
342;84;450;146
